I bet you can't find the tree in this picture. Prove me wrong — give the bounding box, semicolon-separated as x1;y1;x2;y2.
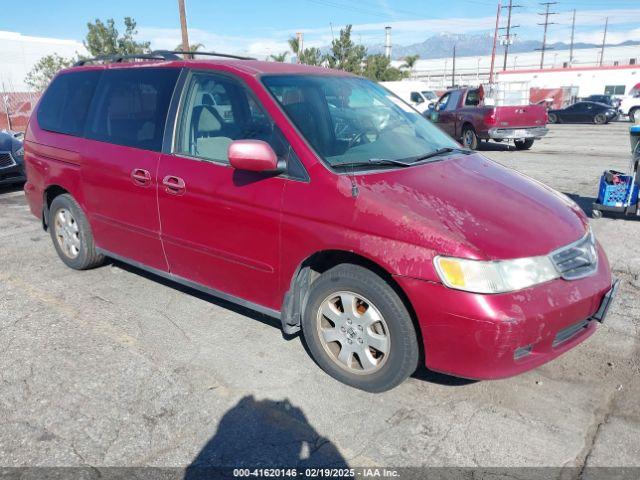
363;54;407;81
299;47;324;66
401;54;420;70
270;52;288;62
288;37;300;57
175;42;205;52
324;25;366;74
25;53;73;91
84;17;150;56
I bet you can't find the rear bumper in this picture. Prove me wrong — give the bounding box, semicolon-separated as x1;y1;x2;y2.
487;126;549;140
396;244;613;379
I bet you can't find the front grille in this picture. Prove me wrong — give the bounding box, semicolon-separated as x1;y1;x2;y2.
0;152;16;169
550;232;598;280
553;319;590;347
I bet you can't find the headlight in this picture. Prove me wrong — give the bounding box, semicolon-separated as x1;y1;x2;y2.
14;146;24;157
434;255;559;294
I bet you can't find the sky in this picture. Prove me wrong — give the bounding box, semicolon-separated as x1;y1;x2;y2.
2;0;640;57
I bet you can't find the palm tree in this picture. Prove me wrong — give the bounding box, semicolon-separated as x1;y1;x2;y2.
175;42;205;52
288;37;299;57
401;54;420;76
270;52;288;62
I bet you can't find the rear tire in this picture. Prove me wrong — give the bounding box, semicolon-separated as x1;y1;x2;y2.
461;126;478;150
514;138;535;150
301;264;419;392
630;108;639;123
592;209;603;219
548;113;558;124
49;194;104;270
594;113;607;125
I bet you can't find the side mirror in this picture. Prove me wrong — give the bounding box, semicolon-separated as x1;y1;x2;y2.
228;140;283;173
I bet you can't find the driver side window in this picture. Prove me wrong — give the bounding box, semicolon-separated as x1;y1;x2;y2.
175;73;280;164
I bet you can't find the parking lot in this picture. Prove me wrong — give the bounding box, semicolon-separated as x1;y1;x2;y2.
0;122;638;472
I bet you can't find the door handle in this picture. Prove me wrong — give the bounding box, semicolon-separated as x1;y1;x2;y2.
162;175;186;195
131;168;151;186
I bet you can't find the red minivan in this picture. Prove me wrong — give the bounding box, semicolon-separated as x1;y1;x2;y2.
23;52;617;392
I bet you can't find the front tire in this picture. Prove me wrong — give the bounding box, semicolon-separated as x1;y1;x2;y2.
49;194;104;270
301;264;419;392
629;108;639;123
548;113;558;124
514;138;535;150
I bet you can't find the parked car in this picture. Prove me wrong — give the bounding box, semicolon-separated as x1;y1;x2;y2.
584;94;621;109
620;94;640;123
547;101;619;124
380;80;437;114
430;87;548;150
0;130;25;186
24;53;616;392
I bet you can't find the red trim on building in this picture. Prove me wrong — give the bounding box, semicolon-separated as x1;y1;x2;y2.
499;64;640;75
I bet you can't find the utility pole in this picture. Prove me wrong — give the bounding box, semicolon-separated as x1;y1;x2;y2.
452;45;456;88
501;0;522;71
536;2;557;69
177;0;190;59
489;1;502;84
569;9;576;65
600;17;608;67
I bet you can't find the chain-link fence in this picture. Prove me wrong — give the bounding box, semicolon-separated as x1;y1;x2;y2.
0;91;41;132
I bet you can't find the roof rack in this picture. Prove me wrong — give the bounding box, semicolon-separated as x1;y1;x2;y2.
74;51;181;66
154;50;257;61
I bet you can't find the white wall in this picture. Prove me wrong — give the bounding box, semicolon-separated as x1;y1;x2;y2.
0;30;86;92
396;45;640;91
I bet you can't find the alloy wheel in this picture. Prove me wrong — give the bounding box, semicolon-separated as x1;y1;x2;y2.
54;208;81;259
316;291;390;375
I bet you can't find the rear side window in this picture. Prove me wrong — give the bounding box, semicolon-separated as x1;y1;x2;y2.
86;68;179;151
37;71;102;136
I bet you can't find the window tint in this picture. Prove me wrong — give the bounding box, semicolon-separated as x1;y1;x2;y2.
37;71;102;136
175;72;304;176
410;92;424;104
465;89;480;106
85;68;179;151
444;90;462;111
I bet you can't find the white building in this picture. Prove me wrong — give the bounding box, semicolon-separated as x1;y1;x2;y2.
0;30;86;92
397;44;640;94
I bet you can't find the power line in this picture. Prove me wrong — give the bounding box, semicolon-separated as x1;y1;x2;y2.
599;16;608;66
569;9;576;64
535;2;558;69
500;0;523;70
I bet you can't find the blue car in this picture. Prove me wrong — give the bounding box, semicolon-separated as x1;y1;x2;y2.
0;130;25;186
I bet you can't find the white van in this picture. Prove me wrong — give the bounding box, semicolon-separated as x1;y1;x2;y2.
380;81;437;114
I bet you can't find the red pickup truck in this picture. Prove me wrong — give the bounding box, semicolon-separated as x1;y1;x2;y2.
430;87;548;150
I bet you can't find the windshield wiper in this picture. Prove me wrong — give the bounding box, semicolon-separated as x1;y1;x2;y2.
409;147;473;164
333;158;412;169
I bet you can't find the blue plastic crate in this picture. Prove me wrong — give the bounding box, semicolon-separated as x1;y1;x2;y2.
597;173;639;207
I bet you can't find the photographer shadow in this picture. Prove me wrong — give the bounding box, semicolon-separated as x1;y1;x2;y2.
184;395;349;479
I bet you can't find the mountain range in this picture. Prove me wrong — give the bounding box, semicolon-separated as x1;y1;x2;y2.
362;33;640;60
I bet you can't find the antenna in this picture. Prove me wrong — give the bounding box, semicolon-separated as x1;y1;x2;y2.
535;2;558;69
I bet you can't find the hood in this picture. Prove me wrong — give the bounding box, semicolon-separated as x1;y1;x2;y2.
353;153;588;260
0;132;22;153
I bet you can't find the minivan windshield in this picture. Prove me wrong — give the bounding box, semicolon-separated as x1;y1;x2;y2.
262;75;458;169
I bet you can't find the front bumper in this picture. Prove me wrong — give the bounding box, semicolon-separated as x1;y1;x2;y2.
396;244;613;379
0;153;25;185
488;126;549;140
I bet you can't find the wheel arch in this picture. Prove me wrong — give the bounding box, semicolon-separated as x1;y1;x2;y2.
42;184;70;230
280;249;423;358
